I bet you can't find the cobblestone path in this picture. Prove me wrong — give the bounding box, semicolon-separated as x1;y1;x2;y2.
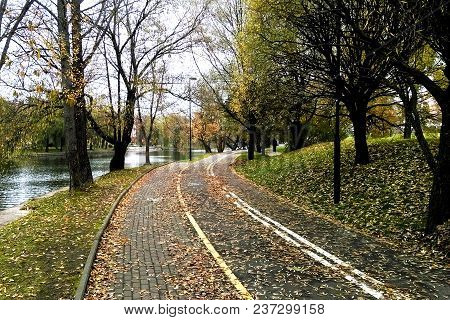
86;154;450;300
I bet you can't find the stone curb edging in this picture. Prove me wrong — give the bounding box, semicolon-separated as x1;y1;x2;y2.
74;162;173;300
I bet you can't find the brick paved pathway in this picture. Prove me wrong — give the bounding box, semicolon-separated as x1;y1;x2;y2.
180;153;449;299
114;163;184;299
86;154;450;300
85;162;240;300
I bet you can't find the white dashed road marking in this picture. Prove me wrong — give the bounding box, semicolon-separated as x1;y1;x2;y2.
206;154;409;299
226;191;407;299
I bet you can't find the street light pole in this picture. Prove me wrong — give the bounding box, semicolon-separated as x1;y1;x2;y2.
333;12;342;204
188;77;197;161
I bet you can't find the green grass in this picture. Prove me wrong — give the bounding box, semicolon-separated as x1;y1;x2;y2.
236;136;437;242
192;152;215;162
0;165;157;299
275;144;287;153
180;152;215;162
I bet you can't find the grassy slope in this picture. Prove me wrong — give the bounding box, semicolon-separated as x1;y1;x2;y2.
236;137;437;244
0;165;156;299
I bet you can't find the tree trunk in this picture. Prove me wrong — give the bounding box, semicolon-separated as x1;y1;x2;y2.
256;129;262;153
145;137;151;164
353;119;370;164
71;0;93;188
426;107;450;232
64;96;94;188
110;142;128;171
407;86;437;172
45;135;50;152
289;121;308;151
216;136;225;153
404;107;413;139
400;83;416;139
261;131;266;156
349;104;370;165
248;125;256;160
334;100;341;204
60;136;64;152
58;0;93;189
233;136;240;150
201;141;212;153
226;136;239;151
110;90;135;171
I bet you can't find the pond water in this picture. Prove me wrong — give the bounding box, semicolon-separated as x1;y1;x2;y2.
0;147;204;211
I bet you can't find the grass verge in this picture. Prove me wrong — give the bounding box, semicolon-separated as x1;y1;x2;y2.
180;152;215;162
235;137;446;253
0;164;157;299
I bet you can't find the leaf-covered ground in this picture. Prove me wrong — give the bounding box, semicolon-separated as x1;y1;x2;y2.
85;162;241;300
236;137;448;257
0;165;156;299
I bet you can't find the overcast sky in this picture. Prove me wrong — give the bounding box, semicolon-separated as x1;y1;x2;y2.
0;0;211;117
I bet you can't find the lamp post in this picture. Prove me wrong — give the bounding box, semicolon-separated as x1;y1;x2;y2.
333;12;342;204
188;77;197;161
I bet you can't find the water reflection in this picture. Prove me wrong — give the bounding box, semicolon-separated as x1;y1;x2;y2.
0;147;204;211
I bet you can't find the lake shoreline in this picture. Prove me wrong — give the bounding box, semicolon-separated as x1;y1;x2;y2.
0;185;69;227
23;145;164;158
0;147;205;219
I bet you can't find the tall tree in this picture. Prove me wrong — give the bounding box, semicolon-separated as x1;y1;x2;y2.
195;0;263;158
56;0;111;189
9;0;113;188
192;80;239;153
0;0;35;71
244;0;319;153
5;0;111;188
271;0;409;164
137;62;169;164
88;0;204;171
335;0;450;231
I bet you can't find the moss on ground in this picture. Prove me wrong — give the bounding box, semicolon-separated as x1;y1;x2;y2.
0;165;156;299
236;137;438;245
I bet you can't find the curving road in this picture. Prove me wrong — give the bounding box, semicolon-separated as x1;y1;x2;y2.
88;152;449;300
177;152;449;300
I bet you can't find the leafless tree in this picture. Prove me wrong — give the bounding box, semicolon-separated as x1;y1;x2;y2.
137;61;170;164
87;0;206;171
0;0;35;71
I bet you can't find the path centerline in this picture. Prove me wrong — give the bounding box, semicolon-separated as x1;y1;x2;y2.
176;164;253;300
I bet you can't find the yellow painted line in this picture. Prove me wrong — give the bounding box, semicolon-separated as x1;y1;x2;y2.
185;212;253;300
177;165;253;300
